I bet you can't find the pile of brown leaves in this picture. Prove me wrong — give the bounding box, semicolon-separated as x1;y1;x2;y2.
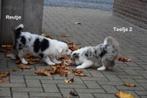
35;56;86;79
72;69;87;77
35;64;86;78
35;64;70;77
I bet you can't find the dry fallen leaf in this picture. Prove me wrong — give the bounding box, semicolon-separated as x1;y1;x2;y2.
1;44;13;49
1;43;13;52
0;72;9;78
16;59;21;64
117;56;132;62
0;71;10;83
35;68;51;77
67;42;79;51
27;58;40;65
64;77;74;84
124;82;136;87
69;90;78;96
53;64;70;76
73;69;86;77
115;91;135;98
6;53;16;59
17;64;31;70
61;56;73;66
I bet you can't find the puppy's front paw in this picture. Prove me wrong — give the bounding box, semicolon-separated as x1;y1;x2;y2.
55;61;61;64
97;66;106;71
48;62;55;65
21;59;28;64
76;65;85;69
52;59;61;64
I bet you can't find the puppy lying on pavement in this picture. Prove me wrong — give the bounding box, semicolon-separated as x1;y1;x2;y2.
71;36;119;71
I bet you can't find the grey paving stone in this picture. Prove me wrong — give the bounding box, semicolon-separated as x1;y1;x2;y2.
97;81;123;86
75;88;105;93
104;74;122;82
94;94;116;98
29;92;62;97
0;83;26;88
84;81;101;88
26;80;42;87
59;88;74;97
116;85;145;91
41;79;64;84
13;92;29;98
141;96;147;98
89;71;105;78
53;75;65;80
135;91;147;96
42;84;59;92
78;94;94;98
101;85;118;93
58;84;87;89
25;76;52;80
10;75;25;83
12;87;43;92
81;77;108;81
139;83;147;90
11;70;35;76
0;88;11;97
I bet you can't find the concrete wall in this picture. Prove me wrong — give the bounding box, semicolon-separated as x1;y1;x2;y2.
0;0;43;45
113;0;147;29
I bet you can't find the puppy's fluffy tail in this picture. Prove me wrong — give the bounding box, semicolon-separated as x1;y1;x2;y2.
103;36;119;50
14;24;24;35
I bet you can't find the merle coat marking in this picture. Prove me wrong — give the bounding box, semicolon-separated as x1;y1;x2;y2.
71;36;119;71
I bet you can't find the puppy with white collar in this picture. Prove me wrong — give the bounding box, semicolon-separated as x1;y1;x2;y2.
14;24;71;65
71;36;119;71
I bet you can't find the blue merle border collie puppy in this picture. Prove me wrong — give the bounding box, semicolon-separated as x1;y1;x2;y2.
71;36;119;71
14;24;71;65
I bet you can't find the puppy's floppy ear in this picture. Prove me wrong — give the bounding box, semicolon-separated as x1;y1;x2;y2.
67;49;72;55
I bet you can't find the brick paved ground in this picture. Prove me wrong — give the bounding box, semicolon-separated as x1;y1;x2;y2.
0;6;147;98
